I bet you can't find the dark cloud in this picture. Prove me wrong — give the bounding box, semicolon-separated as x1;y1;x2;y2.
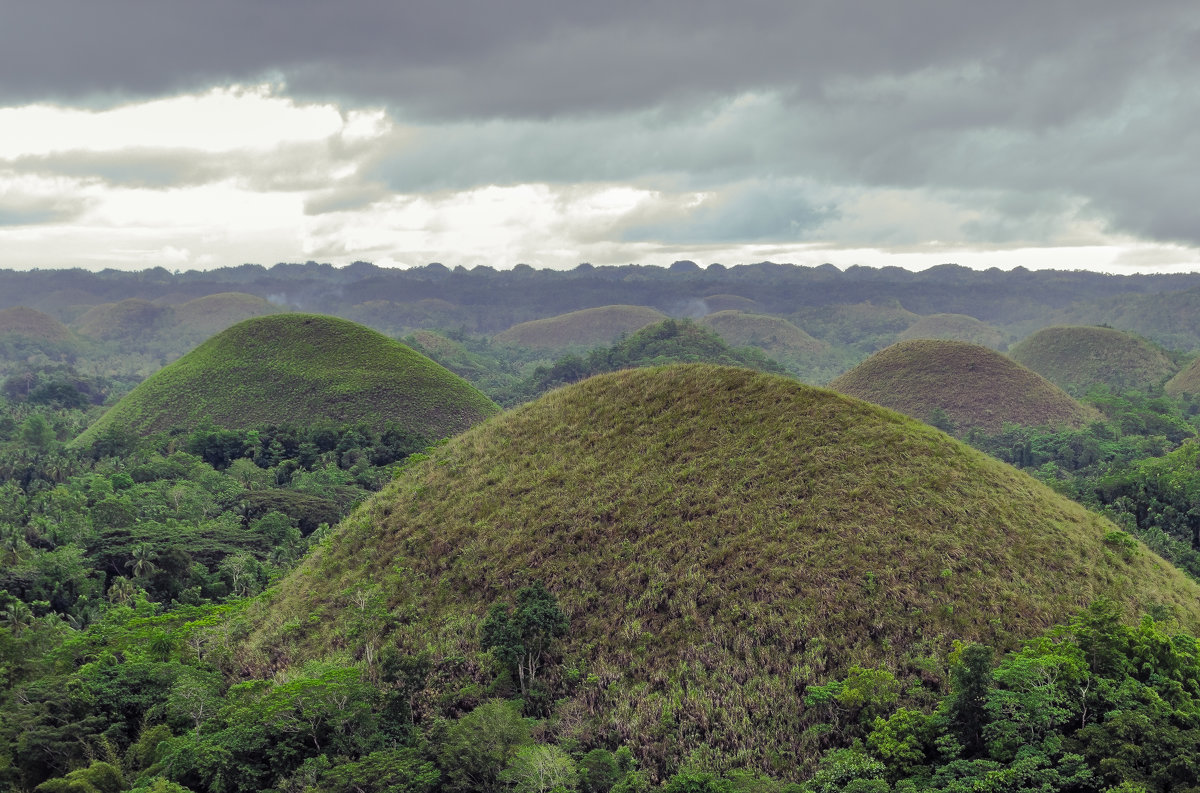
619;180;839;244
4;1;1200;253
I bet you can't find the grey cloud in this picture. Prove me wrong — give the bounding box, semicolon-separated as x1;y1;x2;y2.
618;180;839;244
0;191;90;226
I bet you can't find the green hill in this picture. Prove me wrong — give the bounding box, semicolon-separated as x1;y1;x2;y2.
73;314;500;446
897;313;1008;349
493;305;668;348
0;306;73;342
830;339;1098;434
792;300;921;351
72;298;174;341
243;364;1200;774
172;292;282;336
1009;325;1178;394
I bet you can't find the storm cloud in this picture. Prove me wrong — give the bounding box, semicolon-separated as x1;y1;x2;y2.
1;1;1199;269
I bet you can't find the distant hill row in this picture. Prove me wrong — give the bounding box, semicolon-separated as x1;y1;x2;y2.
9;261;1200;349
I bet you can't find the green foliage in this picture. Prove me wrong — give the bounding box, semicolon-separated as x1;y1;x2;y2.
481;581;568;698
436;700;534;793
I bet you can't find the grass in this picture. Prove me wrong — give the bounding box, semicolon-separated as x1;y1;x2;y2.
72;298;174;341
830;339;1099;434
1009;325;1177;394
0;306;74;342
238;364;1200;776
897;313;1008;349
699;311;828;359
493;305;669;348
72;314;499;446
172;292;281;335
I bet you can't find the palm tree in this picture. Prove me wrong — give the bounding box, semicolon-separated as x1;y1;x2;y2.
126;543;159;579
0;599;32;636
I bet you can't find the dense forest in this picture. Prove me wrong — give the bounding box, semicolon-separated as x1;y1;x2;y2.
7;262;1200;792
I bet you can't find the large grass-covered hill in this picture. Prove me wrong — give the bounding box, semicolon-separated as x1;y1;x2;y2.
1009;325;1178;394
493;305;668;348
830;339;1098;433
171;292;281;336
72;298;174;341
897;313;1008;349
0;306;74;342
698;310;827;360
73;314;499;446
242;364;1200;774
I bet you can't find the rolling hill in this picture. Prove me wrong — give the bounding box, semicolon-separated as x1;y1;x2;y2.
698;310;828;362
73;314;499;446
829;339;1098;434
172;292;281;336
1008;325;1178;394
897;313;1008;349
72;298;174;341
493;305;668;348
1165;359;1200;398
0;306;73;343
243;364;1200;775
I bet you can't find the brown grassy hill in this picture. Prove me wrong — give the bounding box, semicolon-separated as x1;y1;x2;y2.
699;310;828;363
829;339;1098;434
897;313;1008;349
1166;359;1200;397
0;306;73;342
494;305;668;348
1010;325;1178;394
72;298;174;341
173;292;281;336
241;364;1200;776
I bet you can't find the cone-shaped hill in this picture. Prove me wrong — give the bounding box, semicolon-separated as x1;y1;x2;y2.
699;310;828;360
1010;325;1177;394
73;315;499;446
897;313;1007;349
72;298;174;341
494;305;668;348
0;306;73;342
245;365;1200;774
829;339;1098;434
172;292;281;336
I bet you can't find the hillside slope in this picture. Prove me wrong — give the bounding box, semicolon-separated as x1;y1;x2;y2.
172;292;281;336
244;364;1200;774
897;313;1007;349
73;314;499;445
830;339;1098;433
1010;325;1178;393
0;306;73;342
494;305;668;348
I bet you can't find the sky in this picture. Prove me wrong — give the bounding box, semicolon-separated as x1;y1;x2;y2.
2;1;1199;273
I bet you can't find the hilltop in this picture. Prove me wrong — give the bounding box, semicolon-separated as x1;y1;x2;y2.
699;310;827;358
0;306;73;343
494;305;668;348
829;339;1098;434
73;314;499;446
1009;325;1178;394
243;364;1200;774
897;313;1008;349
172;292;281;336
72;298;174;341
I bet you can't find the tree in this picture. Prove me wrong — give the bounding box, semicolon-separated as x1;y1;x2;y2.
500;744;579;793
125;544;159;579
480;581;568;697
437;700;533;793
